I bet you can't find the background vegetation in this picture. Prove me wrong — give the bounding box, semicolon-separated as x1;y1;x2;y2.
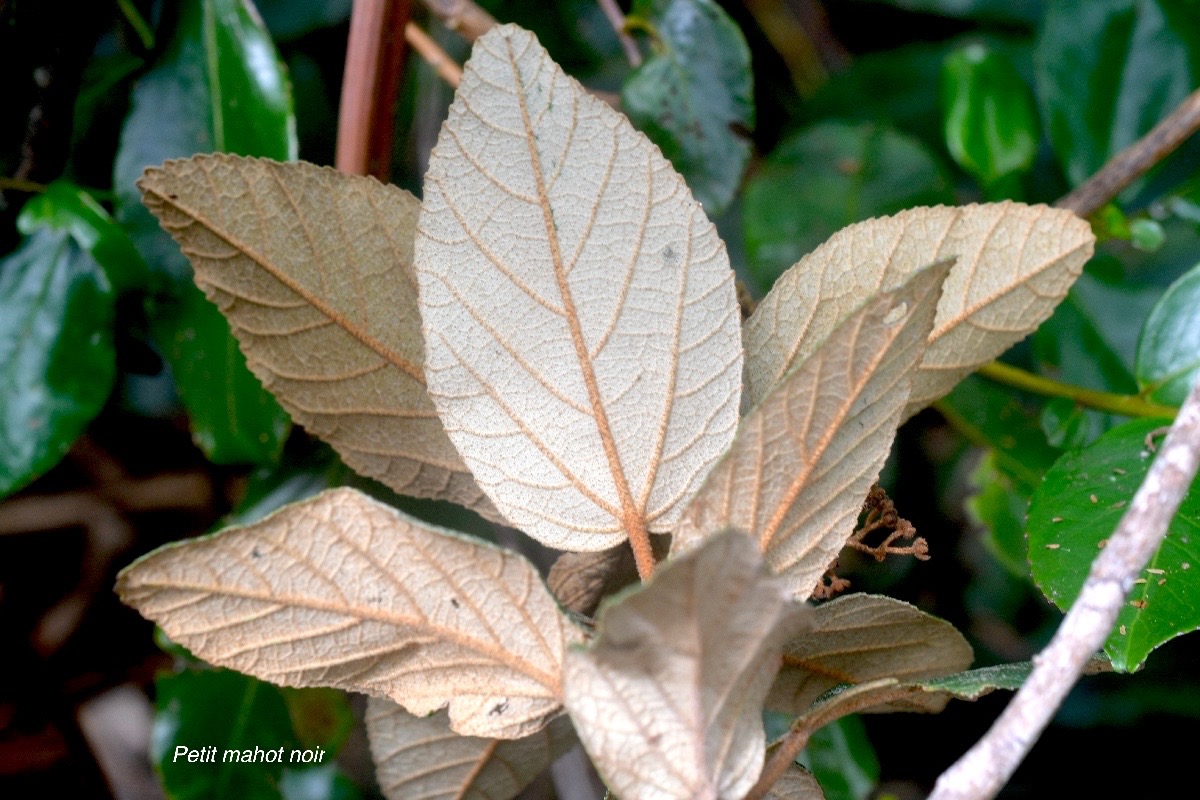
2;0;1198;797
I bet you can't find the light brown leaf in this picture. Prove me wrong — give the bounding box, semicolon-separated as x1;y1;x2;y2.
366;699;576;800
415;25;743;556
547;535;670;616
562;532;809;800
763;765;825;800
744;203;1094;416
672;260;951;598
116;487;582;739
767;594;973;716
138;155;499;521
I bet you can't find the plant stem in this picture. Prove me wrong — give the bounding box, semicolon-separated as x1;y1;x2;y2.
336;0;412;179
405;22;463;87
977;361;1177;420
928;377;1200;800
419;0;496;41
0;176;48;193
1056;87;1200;217
116;0;155;50
597;0;643;67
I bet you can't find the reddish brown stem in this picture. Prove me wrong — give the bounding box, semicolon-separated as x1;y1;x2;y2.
405;22;462;86
336;0;413;179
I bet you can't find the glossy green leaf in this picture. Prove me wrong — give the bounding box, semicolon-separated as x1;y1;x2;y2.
114;0;295;463
941;44;1038;186
1028;418;1200;671
18;181;148;292
1;204;117;497
798;717;879;800
153;668;355;800
1035;0;1200;190
622;0;754;216
1136;261;1200;405
744;121;953;292
1040;397;1096;451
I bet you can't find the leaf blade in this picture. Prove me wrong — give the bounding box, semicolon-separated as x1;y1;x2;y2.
744;203;1094;417
138;155;500;521
117;487;581;738
673;260;950;597
416;25;743;553
563;532;809;800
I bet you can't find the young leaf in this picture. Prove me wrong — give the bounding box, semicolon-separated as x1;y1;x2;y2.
767;594;973;716
1027;418;1200;671
1135;261;1200;406
744;202;1094;416
138;155;500;521
365;699;575;800
416;25;743;559
764;765;826;800
672;261;950;598
562;532;809;800
621;0;755;216
117;487;583;739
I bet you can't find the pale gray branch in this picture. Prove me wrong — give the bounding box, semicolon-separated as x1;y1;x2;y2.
928;377;1200;800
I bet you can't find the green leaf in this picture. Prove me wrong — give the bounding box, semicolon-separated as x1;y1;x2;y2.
1035;0;1200;191
798;717;879;800
917;662;1032;699
622;0;754;215
941;44;1039;186
1040;397;1097;451
280;688;355;753
114;0;295;464
154;668;352;800
1027;418;1200;671
937;374;1060;494
1136;261;1200;405
743;121;953;292
18;181;148;293
965;453;1031;576
1;209;117;497
861;0;1043;26
255;0;351;41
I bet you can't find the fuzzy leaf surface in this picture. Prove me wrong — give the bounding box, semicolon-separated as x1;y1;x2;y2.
672;261;949;597
118;487;581;738
139;155;499;521
547;536;670;616
563;532;809;800
764;765;826;800
416;25;743;552
744;203;1094;416
366;699;575;800
767;594;973;715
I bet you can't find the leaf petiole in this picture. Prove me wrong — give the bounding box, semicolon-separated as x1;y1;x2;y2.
977;360;1177;420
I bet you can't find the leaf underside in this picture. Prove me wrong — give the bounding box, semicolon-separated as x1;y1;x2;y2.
416;25;743;553
672;260;951;598
118;487;581;739
139;155;500;521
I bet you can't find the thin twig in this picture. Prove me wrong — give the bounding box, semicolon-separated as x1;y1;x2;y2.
927;378;1200;800
405;22;463;87
419;0;496;41
0;176;48;193
335;0;413;179
116;0;155;50
977;361;1178;420
1056;87;1200;217
597;0;643;67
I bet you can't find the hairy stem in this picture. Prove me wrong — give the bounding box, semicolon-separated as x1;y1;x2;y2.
419;0;496;41
597;0;643;67
977;361;1178;420
928;377;1200;799
1056;88;1200;218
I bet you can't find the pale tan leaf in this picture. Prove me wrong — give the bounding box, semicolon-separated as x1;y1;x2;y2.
547;535;670;616
744;203;1094;415
366;699;576;800
415;25;743;555
767;594;973;716
116;487;582;739
562;532;809;800
138;155;499;521
763;765;825;800
672;260;951;598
